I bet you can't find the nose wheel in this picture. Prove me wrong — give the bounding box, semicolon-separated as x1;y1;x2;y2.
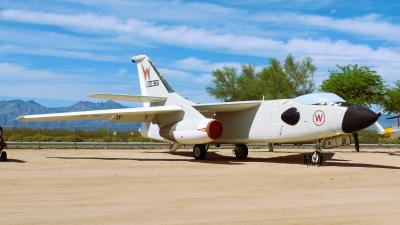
311;151;322;165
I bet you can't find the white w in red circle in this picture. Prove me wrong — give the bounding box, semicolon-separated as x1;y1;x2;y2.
313;110;325;126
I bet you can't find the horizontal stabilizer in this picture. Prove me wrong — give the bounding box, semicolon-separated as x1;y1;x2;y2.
89;93;167;103
193;101;261;113
17;105;182;122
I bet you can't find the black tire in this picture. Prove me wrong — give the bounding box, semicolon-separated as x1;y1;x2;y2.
234;144;248;160
193;144;207;160
0;151;7;162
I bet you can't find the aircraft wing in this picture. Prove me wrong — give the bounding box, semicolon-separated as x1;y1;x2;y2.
89;93;167;103
193;101;261;113
17;106;182;122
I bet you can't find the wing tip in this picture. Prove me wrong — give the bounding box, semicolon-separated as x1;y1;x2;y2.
16;116;25;121
88;93;99;98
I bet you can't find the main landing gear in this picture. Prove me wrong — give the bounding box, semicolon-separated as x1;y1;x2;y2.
233;144;248;160
0;126;7;162
0;150;7;162
193;144;208;160
192;144;249;160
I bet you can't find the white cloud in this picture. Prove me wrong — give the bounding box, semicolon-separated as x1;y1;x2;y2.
0;9;282;56
0;44;121;62
61;0;238;25
0;62;139;101
53;2;400;43
0;63;60;81
176;57;242;72
117;68;127;76
0;27;109;51
1;9;400;84
284;39;400;82
159;67;212;83
256;13;400;42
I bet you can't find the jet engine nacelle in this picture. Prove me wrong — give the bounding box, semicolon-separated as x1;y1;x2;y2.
168;118;223;144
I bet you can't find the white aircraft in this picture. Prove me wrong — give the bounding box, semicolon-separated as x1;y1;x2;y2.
18;55;380;164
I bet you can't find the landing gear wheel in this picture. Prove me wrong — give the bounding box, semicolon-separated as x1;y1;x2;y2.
0;151;7;162
311;151;322;165
304;140;324;166
193;144;207;160
234;144;248;160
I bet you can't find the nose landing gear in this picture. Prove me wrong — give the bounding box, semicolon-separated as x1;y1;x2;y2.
310;151;322;165
304;140;323;166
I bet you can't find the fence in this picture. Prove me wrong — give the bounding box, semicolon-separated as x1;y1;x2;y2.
2;126;400;150
2;126;148;149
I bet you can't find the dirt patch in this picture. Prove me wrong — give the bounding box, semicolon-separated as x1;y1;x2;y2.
1;148;400;225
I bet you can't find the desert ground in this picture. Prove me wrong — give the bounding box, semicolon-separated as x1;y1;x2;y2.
1;148;400;225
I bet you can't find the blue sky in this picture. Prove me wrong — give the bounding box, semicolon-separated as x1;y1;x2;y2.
0;0;399;107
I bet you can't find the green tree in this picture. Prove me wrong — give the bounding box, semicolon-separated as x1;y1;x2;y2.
258;58;292;99
284;55;316;96
383;81;400;114
320;65;385;107
237;65;262;100
207;55;316;101
206;67;239;102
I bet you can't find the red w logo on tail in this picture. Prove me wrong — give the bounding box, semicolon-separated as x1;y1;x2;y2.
313;110;325;126
141;64;150;81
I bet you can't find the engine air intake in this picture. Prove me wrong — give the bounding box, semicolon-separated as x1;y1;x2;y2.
281;107;300;125
206;120;223;139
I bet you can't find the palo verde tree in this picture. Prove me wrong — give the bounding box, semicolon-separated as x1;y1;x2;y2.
236;65;263;100
205;66;240;102
383;81;400;114
207;54;316;101
320;65;385;107
284;55;316;96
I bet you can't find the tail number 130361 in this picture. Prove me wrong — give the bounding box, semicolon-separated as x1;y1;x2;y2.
146;80;159;87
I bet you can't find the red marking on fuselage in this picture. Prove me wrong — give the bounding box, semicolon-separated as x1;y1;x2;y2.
313;110;325;126
141;64;150;81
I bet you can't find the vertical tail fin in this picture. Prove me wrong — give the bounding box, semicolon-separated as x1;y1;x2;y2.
132;55;175;97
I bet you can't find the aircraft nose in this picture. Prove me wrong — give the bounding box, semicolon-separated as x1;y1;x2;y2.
342;105;380;133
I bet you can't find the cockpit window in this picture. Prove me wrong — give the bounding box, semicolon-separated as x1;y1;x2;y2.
336;102;352;107
281;107;300;125
312;101;352;107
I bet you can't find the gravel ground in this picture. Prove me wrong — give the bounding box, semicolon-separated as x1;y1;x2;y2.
1;148;400;225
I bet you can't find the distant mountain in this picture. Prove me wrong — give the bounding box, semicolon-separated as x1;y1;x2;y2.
0;100;139;130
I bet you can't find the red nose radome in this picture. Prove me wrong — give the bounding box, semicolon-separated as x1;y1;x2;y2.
206;120;223;139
